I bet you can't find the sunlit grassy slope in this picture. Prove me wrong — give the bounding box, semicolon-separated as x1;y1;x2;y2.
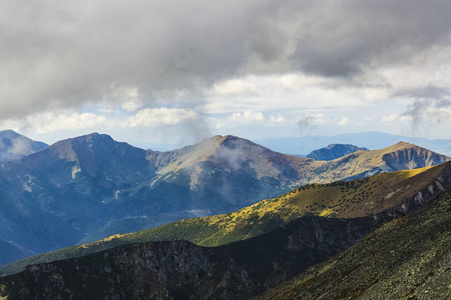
123;161;446;246
258;191;451;300
1;161;448;276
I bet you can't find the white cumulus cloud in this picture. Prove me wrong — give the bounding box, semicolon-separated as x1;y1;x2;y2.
210;79;258;96
229;111;264;123
33;112;107;134
338;117;350;126
124;108;200;128
269;115;286;123
381;114;399;123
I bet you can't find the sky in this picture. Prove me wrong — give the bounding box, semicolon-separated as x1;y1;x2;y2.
1;0;451;149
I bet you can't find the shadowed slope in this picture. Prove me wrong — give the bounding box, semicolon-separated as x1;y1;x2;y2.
0;214;379;299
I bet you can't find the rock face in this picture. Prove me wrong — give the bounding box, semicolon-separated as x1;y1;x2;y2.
0;133;449;265
259;191;451;300
0;130;47;162
306;144;368;161
0;215;379;300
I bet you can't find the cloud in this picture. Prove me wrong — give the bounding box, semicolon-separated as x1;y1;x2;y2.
2;0;451;121
381;114;399;123
29;112;107;134
269;115;286;123
124;108;200;128
403;99;451;129
121;100;143;112
297;114;325;132
338;117;350;126
229;111;264;123
424;107;451;123
396;85;451;100
399;83;451;129
210;79;258;96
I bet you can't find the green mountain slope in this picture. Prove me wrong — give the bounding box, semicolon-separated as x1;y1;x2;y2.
258;191;451;300
2;161;450;277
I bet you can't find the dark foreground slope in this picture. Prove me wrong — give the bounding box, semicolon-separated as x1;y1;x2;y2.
0;215;379;300
259;192;451;300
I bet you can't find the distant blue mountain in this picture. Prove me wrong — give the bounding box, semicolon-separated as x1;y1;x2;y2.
306;144;368;161
256;132;451;156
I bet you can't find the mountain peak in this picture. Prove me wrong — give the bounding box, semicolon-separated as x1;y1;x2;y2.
0;130;48;161
307;144;368;161
51;132;114;148
0;129;21;138
382;141;434;153
394;140;413;146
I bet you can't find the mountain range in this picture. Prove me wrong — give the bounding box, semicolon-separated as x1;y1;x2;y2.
1;161;450;274
1;161;451;299
257;131;451;156
0;130;450;299
0;132;447;266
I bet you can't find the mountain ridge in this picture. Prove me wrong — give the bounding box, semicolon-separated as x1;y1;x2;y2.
0;132;448;266
2;175;451;299
256;131;451;156
2;161;450;276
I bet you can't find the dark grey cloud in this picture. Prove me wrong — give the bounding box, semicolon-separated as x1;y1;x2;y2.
297;114;324;133
291;0;451;77
397;86;451;100
403;99;451;129
1;0;451;119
